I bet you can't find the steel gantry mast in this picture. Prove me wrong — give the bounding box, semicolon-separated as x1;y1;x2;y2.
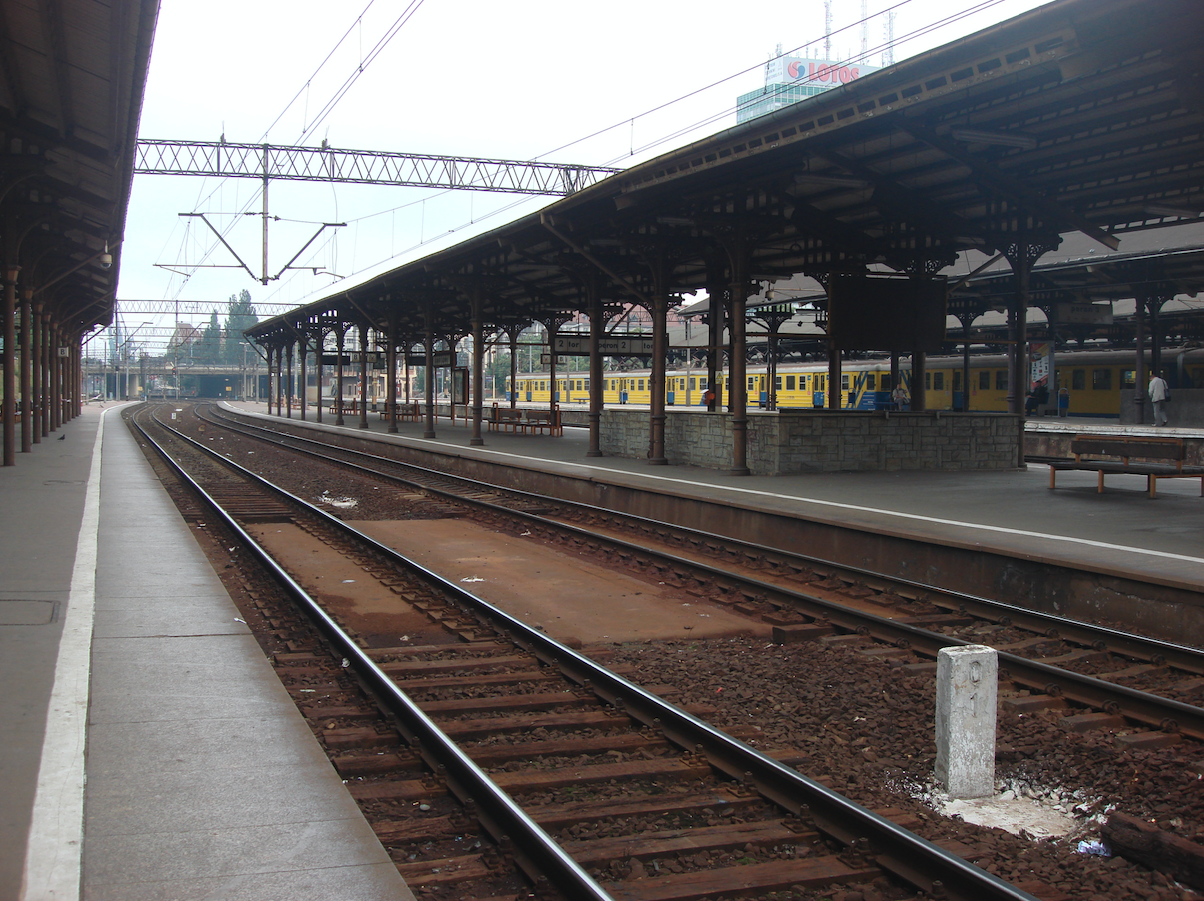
135;139;622;285
135;140;620;195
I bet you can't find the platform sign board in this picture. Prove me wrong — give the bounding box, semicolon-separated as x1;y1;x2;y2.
1055;302;1113;325
540;354;568;365
58;347;70;357
320;354;352;365
553;333;657;356
405;351;454;367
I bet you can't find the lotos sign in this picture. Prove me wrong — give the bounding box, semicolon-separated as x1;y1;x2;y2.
766;55;877;88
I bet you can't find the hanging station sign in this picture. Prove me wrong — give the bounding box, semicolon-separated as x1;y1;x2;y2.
404;351;455;367
552;333;658;356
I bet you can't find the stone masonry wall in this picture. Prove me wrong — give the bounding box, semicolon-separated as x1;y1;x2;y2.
601;409;1020;474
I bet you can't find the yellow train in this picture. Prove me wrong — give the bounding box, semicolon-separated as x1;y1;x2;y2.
509;348;1204;417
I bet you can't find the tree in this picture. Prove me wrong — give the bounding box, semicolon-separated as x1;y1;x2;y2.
223;290;258;363
197;312;221;364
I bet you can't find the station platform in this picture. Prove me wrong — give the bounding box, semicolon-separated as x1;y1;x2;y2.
224;400;1204;596
0;404;414;901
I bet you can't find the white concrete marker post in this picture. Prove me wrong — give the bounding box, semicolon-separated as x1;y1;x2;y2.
935;645;998;799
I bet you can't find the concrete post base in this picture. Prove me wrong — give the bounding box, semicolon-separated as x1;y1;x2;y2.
935;645;998;799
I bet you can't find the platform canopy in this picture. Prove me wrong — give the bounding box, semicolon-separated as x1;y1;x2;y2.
0;0;158;332
247;0;1203;348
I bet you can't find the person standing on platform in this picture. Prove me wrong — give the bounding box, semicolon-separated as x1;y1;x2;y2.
1149;370;1170;426
703;385;716;412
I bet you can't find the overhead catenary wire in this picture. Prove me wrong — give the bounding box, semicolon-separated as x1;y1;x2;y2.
159;0;1028;308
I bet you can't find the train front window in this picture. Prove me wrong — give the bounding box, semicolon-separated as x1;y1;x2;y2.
881;374;892;391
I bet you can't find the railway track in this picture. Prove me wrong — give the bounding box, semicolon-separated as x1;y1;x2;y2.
128;403;1043;901
197;402;1204;750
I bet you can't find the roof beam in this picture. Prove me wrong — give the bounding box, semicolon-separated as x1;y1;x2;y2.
37;0;74;139
903;121;1120;250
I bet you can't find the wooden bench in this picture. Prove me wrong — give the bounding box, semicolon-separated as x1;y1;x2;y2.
1047;435;1204;498
522;409;562;436
375;401;421;421
487;406;525;432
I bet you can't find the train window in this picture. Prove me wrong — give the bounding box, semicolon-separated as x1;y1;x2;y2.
865;374;875;390
584;379;589;390
1093;369;1112;390
881;373;892;391
638;379;645;391
774;376;782;390
747;376;755;390
689;377;697;390
1121;370;1135;389
1072;370;1085;390
934;372;944;390
995;370;1007;390
841;375;850;391
953;371;962;391
786;375;795;390
979;371;990;390
925;372;932;390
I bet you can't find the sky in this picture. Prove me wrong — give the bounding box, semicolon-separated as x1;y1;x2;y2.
108;0;1051;354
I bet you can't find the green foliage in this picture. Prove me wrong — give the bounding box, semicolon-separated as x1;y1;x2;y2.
196;312;221;363
222;290;258;363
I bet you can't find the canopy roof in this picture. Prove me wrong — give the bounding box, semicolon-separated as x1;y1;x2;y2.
248;0;1204;348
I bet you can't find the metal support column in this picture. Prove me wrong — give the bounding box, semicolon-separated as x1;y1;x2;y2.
509;330;518;408
20;287;32;452
1134;298;1147;424
335;326;346;426
358;324;370;429
911;352;927;412
31;300;41;444
587;284;604;457
386;319;398;434
827;343;841;411
728;261;750;476
470;297;484;446
298;338;308;420
286;342;294;418
649;292;668;465
423;311;436;439
41;310;50;436
2;265;17;465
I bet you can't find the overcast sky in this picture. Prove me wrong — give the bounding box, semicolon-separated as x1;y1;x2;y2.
112;0;1050;348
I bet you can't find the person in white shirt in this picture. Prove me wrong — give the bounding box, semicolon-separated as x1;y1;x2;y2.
1148;371;1170;426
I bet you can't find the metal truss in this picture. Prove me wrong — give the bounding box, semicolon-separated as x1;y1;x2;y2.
113;299;298;317
135;140;621;195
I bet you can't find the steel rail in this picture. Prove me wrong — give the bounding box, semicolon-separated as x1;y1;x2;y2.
149;405;1040;901
130;408;615;901
207;403;1204;676
200;403;1204;741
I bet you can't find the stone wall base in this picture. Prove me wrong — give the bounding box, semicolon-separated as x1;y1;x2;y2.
601;409;1021;474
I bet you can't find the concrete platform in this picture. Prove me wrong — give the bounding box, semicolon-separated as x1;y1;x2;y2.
224;400;1204;641
0;403;414;901
230;400;1204;577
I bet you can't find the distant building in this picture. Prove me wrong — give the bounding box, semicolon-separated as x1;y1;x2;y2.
737;53;879;124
